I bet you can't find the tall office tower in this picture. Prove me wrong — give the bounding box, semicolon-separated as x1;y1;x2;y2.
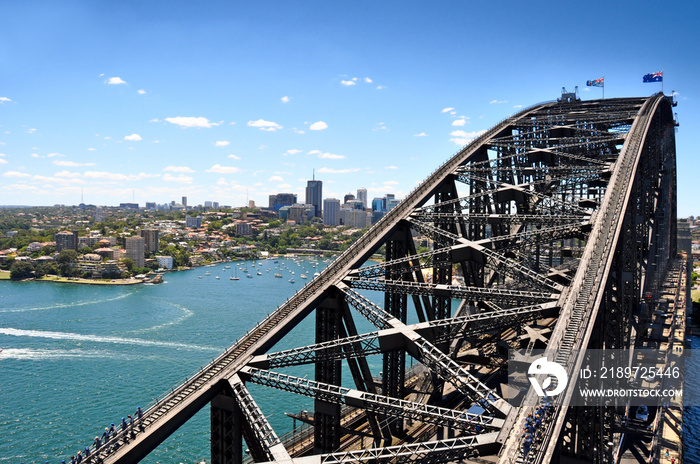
182;196;187;207
343;193;355;204
323;198;340;226
356;188;367;208
140;229;160;253
125;236;145;268
305;173;323;218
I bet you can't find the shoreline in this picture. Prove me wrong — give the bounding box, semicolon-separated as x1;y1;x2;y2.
0;271;143;285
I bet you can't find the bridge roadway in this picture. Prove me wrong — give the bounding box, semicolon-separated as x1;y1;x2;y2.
88;100;548;464
78;93;677;464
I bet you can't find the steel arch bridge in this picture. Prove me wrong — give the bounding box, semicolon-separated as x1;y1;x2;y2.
88;93;678;464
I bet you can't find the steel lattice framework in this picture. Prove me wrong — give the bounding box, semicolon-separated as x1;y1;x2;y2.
83;93;677;464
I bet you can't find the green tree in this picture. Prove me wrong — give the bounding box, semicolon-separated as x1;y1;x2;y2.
10;261;35;280
122;258;134;272
56;249;78;264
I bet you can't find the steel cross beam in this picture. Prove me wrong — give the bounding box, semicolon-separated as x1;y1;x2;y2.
250;301;558;369
238;366;504;431
338;285;511;415
227;375;292;463
345;276;559;306
286;434;499;464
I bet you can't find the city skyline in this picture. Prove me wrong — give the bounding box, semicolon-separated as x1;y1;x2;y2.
1;1;698;216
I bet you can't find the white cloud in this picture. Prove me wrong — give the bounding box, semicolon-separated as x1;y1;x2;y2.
53;160;96;167
107;77;127;85
31;153;40;158
309;121;328;131
247;119;282;131
215;141;230;147
450;130;486;146
47;153;64;158
452;119;467;127
124;133;142;141
163;166;195;173
364;77;373;83
281;96;290;103
376;86;385;90
228;154;241;160
513;105;523;109
384;180;399;185
3;171;31;178
384;166;398;170
206;164;242;174
163;174;193;183
82;171;155;181
137;89;147;95
165;116;221;128
285;149;302;156
87;148;96;151
54;171;81;178
0;97;12;103
149;118;161;123
268;175;284;182
340;80;356;86
317;167;360;174
318;152;345;159
489;100;508;104
0;159;6;164
414;132;427;137
441;107;455;113
0;153;5;157
27;128;37;134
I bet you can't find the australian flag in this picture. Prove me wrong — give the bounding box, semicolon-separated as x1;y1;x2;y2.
643;72;663;83
586;78;604;87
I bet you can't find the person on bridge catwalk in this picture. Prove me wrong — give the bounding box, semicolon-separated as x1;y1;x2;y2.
109;423;115;435
94;436;101;450
128;414;134;437
102;427;110;444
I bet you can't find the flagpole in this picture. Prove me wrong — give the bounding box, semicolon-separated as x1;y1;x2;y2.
603;76;605;99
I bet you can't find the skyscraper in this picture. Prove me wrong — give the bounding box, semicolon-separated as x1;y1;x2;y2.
356;188;367;208
323;198;340;226
306;173;322;218
182;196;187;207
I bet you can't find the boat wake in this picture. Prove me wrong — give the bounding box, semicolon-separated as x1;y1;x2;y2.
0;292;134;313
0;327;219;352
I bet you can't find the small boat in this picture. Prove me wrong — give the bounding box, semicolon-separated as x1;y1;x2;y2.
205;271;210;276
274;273;283;278
246;274;254;279
314;272;320;277
300;274;307;279
199;276;203;279
257;271;262;276
289;278;295;283
230;276;239;281
215;276;220;280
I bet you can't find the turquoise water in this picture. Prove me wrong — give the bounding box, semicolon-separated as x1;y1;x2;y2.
2;258;698;463
0;258;330;463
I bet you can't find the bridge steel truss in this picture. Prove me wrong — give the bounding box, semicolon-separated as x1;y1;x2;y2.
88;94;677;464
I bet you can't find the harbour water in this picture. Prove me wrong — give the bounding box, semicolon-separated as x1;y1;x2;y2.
1;258;698;463
0;257;331;463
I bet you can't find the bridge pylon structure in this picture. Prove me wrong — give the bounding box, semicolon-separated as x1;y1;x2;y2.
89;93;677;464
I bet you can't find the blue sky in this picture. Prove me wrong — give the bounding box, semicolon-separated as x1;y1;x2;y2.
1;1;698;216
